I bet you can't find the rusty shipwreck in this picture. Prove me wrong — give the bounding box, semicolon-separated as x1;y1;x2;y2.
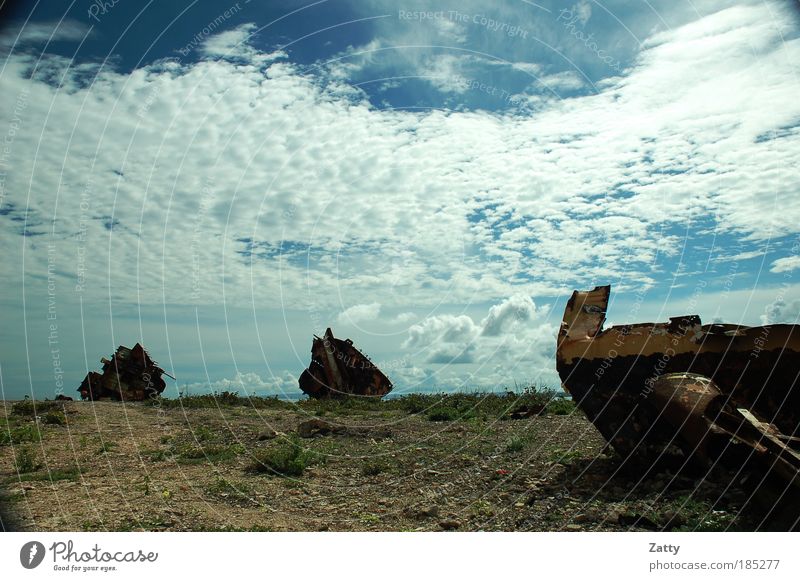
78;343;173;401
298;328;393;399
557;285;800;493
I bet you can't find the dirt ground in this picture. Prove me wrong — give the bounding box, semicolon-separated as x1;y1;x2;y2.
0;398;765;531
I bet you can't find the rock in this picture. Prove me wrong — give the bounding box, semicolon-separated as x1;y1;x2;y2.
565;524;583;531
439;519;461;531
257;430;277;441
297;419;346;438
404;505;439;520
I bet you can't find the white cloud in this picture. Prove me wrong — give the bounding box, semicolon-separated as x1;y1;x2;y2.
0;20;90;48
183;370;298;396
337;302;382;324
403;296;555;374
770;256;800;274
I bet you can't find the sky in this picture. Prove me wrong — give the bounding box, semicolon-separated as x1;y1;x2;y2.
1;0;799;400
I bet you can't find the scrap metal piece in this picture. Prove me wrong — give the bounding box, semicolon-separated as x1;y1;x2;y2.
298;328;393;399
557;285;800;482
77;343;168;401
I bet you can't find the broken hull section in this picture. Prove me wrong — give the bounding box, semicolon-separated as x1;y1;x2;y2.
299;328;393;399
557;286;800;483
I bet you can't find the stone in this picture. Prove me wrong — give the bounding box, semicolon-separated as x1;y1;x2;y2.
439;519;461;531
297;419;346;438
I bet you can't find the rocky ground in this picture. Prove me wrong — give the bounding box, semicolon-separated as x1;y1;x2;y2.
0;395;777;532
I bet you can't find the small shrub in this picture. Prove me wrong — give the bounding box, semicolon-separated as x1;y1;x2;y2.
546;398;576;415
504;436;528;453
14;446;39;473
426;406;461;422
176;443;244;464
18;468;80;482
43;411;67;425
98;440;117;454
12;399;58;417
192;426;214;442
1;424;42;445
248;436;320;477
548;448;582;464
361;458;389;476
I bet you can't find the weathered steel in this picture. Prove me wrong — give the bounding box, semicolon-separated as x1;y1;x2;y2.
557;285;800;489
298;328;393;399
77;343;168;401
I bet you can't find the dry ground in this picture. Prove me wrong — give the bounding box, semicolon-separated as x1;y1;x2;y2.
0;398;756;531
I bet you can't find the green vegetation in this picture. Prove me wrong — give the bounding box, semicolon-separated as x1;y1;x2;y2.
98;440;117;454
547;448;582;464
206;477;255;504
0;424;42;446
659;496;737;532
16;468;80;483
11;398;60;418
248;436;322;477
14;446;39;473
175;443;245;464
546;398;576;415
43;410;67;425
140;385;570;423
361;457;390;476
504;435;530;453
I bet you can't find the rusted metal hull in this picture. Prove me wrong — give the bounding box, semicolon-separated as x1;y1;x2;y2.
557;285;800;484
299;328;392;399
78;343;168;401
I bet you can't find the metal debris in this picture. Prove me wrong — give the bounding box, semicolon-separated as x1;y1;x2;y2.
77;343;172;401
298;327;393;399
557;285;800;490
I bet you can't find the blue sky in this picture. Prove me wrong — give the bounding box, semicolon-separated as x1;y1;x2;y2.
1;0;800;400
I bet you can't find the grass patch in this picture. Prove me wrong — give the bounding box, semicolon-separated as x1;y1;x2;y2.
546;398;576;415
205;477;254;504
43;410;67;425
361;458;389;476
660;496;737;532
504;436;530;453
17;468;80;483
547;448;582;464
248;436;322;477
98;440;117;454
11;399;60;418
175;443;245;464
14;446;40;473
1;424;42;446
145;391;291;411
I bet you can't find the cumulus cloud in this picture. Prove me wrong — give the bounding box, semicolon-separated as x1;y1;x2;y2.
760;298;800;325
403;295;555;371
337;302;382;324
183;370;298;396
1;4;798;316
